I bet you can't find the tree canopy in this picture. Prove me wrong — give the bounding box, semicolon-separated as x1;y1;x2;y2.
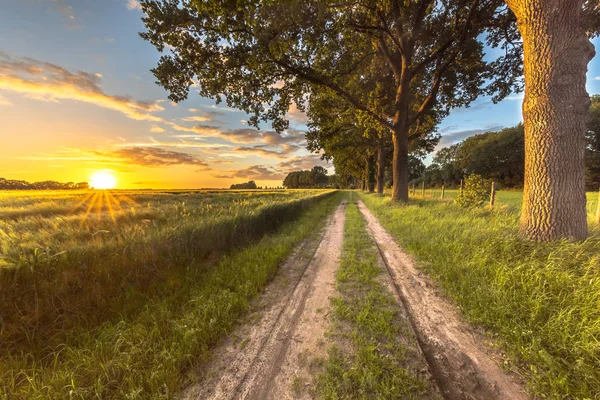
140;0;522;201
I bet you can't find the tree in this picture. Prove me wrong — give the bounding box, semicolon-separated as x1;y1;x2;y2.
140;0;520;202
504;0;598;241
230;181;257;189
282;166;329;188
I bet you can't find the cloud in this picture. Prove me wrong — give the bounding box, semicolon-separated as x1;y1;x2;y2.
437;124;504;148
189;108;225;117
0;54;166;123
203;104;239;113
216;128;306;145
150;125;165;133
0;94;12;106
232;165;285;180
211;174;235;179
287;101;309;124
126;0;142;10
594;76;600;81
182;115;213;122
108;147;210;168
232;144;302;159
277;154;329;172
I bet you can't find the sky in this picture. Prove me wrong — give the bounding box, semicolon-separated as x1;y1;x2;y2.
0;1;599;189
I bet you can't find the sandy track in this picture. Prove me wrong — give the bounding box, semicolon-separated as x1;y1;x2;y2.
183;201;347;400
358;200;528;400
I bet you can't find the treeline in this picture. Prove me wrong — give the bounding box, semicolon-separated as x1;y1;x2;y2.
282;166;331;189
0;178;89;190
422;95;600;189
230;181;257;189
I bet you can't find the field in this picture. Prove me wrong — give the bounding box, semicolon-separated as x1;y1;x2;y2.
3;188;600;399
361;190;600;398
0;189;340;398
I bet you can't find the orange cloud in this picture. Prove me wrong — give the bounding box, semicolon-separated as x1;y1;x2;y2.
0;54;165;122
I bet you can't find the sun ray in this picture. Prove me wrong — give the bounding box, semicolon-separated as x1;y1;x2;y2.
104;191;116;223
79;191;100;227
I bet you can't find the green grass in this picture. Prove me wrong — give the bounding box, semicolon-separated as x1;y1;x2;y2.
359;191;600;399
414;188;600;214
0;189;341;398
316;195;438;400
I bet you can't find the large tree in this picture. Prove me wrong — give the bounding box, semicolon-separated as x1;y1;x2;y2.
504;0;598;241
140;0;521;202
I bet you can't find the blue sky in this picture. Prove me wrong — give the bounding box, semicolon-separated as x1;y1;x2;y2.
0;0;598;188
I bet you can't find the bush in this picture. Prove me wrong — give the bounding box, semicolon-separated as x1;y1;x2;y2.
455;174;492;207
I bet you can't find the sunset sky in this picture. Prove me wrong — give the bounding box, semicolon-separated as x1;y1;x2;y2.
1;1;599;189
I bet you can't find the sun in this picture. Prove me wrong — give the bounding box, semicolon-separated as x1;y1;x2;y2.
90;171;117;190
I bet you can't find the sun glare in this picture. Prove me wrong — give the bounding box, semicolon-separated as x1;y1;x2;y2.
90;171;117;190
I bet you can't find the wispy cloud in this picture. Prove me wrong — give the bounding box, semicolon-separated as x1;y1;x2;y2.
0;54;165;122
437;124;504;148
182;115;213;122
594;76;600;81
126;0;142;11
108;146;210;168
150;125;165;133
231;165;285;180
0;94;12;106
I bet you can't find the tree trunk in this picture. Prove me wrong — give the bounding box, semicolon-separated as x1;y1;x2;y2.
506;0;594;241
376;136;385;194
391;125;409;202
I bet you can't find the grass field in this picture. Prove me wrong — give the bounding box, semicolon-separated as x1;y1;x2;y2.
360;191;600;398
0;189;340;398
414;187;600;214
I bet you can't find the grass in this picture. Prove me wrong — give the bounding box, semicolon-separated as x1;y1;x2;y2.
0;189;341;398
316;195;438;400
359;191;600;399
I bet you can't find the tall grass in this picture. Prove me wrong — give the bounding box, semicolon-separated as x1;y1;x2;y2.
0;189;340;398
359;192;600;398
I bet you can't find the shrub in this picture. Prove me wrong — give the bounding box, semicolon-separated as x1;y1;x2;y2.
455;174;492;207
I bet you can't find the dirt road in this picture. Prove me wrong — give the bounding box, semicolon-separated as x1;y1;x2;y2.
183;198;529;400
183;201;347;400
358;200;528;400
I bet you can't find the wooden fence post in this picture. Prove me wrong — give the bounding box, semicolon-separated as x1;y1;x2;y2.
441;184;445;200
490;181;496;207
421;181;425;197
459;179;463;196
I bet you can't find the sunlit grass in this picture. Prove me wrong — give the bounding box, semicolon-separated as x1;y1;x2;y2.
359;191;600;398
0;189;338;398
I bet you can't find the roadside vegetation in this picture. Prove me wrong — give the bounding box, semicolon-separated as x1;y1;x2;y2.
359;191;600;398
316;197;438;399
0;189;340;398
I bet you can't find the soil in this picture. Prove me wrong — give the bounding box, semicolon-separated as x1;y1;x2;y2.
357;200;528;400
182;201;347;400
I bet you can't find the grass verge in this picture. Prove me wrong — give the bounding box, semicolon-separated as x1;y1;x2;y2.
0;191;342;399
359;192;600;398
316;196;438;400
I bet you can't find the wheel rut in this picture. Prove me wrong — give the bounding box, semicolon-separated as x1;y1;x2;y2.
357;200;528;400
183;201;347;400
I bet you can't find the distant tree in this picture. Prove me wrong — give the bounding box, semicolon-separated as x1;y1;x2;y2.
283;166;329;189
0;178;89;190
230;181;258;190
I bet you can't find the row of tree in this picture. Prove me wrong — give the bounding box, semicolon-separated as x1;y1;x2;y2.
0;178;89;190
420;95;600;189
141;0;599;241
282;166;331;188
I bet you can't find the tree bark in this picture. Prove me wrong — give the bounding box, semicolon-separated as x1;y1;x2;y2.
376;137;385;194
506;0;595;241
391;125;409;202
